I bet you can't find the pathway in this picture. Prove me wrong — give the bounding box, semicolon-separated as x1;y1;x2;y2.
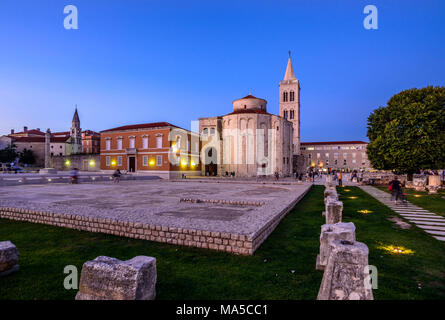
360;186;445;242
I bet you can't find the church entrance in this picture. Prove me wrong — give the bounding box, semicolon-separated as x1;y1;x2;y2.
204;147;217;176
128;156;136;172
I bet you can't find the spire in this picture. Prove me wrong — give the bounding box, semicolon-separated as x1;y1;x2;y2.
284;51;296;81
72;105;80;124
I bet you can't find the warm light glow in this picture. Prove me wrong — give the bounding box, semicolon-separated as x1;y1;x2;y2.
191;161;196;167
180;159;188;167
111;160;116;166
48;178;52;182
414;194;422;198
348;196;358;199
344;189;351;192
89;160;95;167
357;209;373;214
377;244;414;255
149;159;155;166
65;160;71;166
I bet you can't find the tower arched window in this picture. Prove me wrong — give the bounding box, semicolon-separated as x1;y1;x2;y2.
283;92;288;102
290;91;295;101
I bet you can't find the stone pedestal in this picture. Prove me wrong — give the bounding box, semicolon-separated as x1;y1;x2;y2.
76;255;157;300
413;176;427;191
0;241;19;277
316;222;356;271
324;187;337;199
317;240;373;300
325;200;343;224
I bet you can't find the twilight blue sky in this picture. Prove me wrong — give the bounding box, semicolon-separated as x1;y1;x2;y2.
0;0;444;141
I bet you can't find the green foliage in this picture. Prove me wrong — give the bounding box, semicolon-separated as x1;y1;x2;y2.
0;144;18;163
367;86;445;173
19;148;36;165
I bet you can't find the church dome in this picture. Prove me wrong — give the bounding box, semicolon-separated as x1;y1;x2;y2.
232;94;267;112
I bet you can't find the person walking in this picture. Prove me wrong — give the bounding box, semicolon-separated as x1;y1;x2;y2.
389;177;402;205
113;169;121;183
337;170;343;187
70;168;79;184
275;170;279;181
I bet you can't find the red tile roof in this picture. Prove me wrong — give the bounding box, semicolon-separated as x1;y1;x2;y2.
101;122;182;133
301;141;368;146
12;136;69;143
11;129;45;136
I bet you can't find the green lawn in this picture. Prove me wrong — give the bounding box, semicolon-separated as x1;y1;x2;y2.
1;186;444;300
376;186;445;217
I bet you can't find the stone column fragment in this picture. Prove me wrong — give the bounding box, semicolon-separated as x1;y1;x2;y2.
325;200;343;224
0;241;19;277
76;255;157;300
316;222;355;270
317;240;373;300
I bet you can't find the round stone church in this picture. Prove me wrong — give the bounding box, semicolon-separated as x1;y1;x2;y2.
198;54;300;177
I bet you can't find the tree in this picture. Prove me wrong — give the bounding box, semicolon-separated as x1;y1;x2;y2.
0;144;18;163
367;86;445;177
19;148;36;165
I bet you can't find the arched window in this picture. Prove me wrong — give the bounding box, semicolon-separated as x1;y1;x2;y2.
290;91;295;101
283;91;288;102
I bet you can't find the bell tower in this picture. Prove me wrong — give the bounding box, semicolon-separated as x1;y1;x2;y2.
279;51;300;155
70;106;82;154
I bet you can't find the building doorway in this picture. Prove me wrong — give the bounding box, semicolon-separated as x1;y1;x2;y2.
128;156;136;172
204;147;217;176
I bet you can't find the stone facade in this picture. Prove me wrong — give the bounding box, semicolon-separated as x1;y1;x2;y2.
301;141;371;172
199;97;293;177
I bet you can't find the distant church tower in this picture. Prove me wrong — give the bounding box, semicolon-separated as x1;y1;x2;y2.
70;106;82;154
279;51;301;155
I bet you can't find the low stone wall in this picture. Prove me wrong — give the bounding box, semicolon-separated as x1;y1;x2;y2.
0;174;159;187
0;207;254;255
51;155;101;172
360;172;407;186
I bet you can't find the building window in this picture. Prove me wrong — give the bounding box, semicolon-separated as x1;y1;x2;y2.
106;140;111;150
290;91;295;101
334;153;339;158
334;159;338;165
117;139;122;150
129;137;135;149
106;156;110;166
343;159;347;165
156;155;162;166
284;110;288;119
290;110;294;119
142;137;148;149
203;128;208;135
143;156;148;166
283;157;285;164
352;159;356;164
210;128;215;135
325;153;329;158
156;137;162;148
343;153;347;158
118;156;122;166
283;91;288;102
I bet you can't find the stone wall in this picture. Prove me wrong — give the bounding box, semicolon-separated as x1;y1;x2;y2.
51;154;100;172
0;207;254;255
